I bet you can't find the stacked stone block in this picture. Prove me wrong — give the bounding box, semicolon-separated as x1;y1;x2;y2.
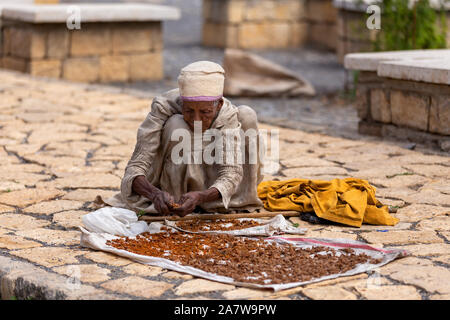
0;21;163;83
305;0;338;50
202;0;338;50
355;71;450;147
336;9;379;63
203;0;310;49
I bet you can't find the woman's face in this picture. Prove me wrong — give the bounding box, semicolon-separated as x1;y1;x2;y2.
181;99;223;132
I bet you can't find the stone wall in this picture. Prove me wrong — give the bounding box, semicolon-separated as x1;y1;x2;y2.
306;0;338;50
202;0;337;50
0;21;163;83
356;71;450;149
35;0;60;3
336;9;378;64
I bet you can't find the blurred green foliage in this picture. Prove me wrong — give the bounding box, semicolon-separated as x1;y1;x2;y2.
373;0;448;50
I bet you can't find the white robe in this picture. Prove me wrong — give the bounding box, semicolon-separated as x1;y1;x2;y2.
104;89;264;214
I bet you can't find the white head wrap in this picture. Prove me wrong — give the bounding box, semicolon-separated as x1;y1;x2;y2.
178;61;225;101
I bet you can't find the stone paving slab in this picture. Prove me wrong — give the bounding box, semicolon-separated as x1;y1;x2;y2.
0;69;449;300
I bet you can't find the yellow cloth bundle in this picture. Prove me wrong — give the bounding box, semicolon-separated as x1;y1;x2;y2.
257;178;399;228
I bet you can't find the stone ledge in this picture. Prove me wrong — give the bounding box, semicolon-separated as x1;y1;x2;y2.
0;3;180;23
378;59;450;85
345;49;450;85
344;49;450;71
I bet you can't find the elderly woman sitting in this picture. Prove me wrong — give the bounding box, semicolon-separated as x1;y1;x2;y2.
105;61;264;217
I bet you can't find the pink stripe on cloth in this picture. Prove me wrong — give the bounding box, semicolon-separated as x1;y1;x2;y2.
181;95;222;102
267;236;408;255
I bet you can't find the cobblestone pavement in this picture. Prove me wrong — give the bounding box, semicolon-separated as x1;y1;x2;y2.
0;70;449;300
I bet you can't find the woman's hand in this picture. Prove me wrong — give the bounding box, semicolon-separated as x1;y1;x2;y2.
132;176;175;215
150;189;176;216
173;188;221;217
173;191;204;217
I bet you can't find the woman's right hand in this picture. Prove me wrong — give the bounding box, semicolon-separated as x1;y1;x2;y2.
132;176;175;216
150;189;175;216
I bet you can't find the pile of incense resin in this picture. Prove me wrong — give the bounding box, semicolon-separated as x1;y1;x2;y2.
175;219;262;232
106;232;382;285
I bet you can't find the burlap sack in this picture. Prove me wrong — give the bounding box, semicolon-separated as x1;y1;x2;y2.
223;49;316;97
